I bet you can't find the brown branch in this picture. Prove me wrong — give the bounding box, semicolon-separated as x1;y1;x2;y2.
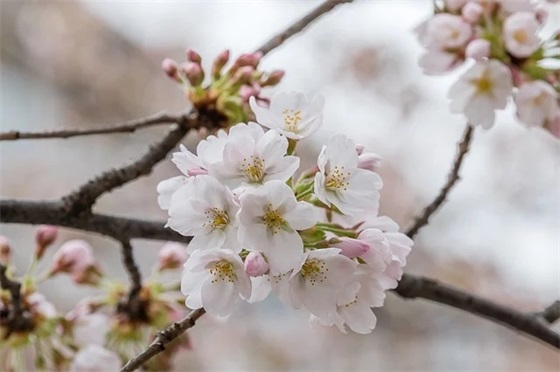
117;240;148;322
405;125;474;239
0;264;33;336
0;112;179;141
256;0;355;56
537;300;560;324
120;308;206;372
395;274;559;349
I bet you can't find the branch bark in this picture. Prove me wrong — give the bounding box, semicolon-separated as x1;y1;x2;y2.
256;0;354;56
405;125;474;238
120;308;206;372
537;300;560;324
0;112;179;141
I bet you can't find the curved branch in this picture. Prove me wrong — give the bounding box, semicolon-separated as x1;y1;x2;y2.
256;0;355;56
120;308;206;372
405;125;474;238
395;274;559;348
0;112;179;141
537;300;560;324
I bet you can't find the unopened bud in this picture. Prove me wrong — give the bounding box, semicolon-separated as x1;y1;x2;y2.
182;62;205;86
232;66;254;86
261;70;285;87
162;58;179;80
330;237;369;259
186;49;202;63
212;49;230;79
0;236;11;265
49;240;102;285
244;252;269;277
355;144;366;156
235;52;262;68
465;39;491;61
157;242;188;271
358;153;382;172
461;2;483;23
35;225;58;259
239;83;262;102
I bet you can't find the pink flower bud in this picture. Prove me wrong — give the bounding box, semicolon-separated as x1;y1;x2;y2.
161;58;179;80
157;242;188;271
358;153;382;172
235;52;262;68
232;66;254;85
186;168;209;177
186;49;202;63
244;252;269;277
331;238;370;259
465;39;491;61
0;236;10;265
182;62;204;86
35;225;58;259
212;49;230;78
50;240;102;285
462;2;483;23
355;144;365;155
261;70;285;87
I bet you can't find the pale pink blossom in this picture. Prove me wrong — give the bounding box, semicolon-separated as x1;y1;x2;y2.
419;49;462;75
157;242;188;271
462;2;484;23
49;240;102;285
503;11;541;58
424;14;472;49
331;237;370;259
465;39;491;60
358;152;382;173
73;313;110;348
35;225;58;259
70;345;121;372
244;252;269;277
448;60;513;128
515;80;558;128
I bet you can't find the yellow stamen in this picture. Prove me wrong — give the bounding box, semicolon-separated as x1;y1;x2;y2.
241;156;265;183
203;208;229;229
325;166;350;191
300;259;328;286
282;109;302;133
261;204;286;234
209;260;236;283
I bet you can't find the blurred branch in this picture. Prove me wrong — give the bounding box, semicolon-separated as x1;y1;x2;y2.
537;300;560;324
0;112;178;141
256;0;355;56
405;124;474;238
121;308;206;372
118;240;146;321
395;274;560;349
0;264;33;337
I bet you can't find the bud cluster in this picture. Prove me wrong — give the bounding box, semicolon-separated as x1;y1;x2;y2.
162;49;284;126
417;0;559;136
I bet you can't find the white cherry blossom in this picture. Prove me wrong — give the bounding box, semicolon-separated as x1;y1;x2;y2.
503;11;541;58
238;180;319;274
167;175;240;253
181;248;251;316
424;14;472;50
249;91;324;140
314;134;383;215
448;60;513;128
210;123;299;189
515;80;558;128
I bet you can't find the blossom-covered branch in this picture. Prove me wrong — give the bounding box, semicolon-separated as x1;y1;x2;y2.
256;0;355;56
0;112;180;141
406;125;473;238
120;308;206;372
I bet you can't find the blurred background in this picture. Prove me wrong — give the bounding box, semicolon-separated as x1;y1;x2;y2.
1;0;559;370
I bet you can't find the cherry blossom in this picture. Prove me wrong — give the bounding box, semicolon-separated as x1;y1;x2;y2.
503;11;541;58
69;345;121;372
515;80;558;128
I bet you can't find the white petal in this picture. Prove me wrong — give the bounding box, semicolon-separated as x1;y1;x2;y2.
201;279;238;316
284;202;319;230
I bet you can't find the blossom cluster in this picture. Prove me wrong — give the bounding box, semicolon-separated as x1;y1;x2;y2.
0;229;190;371
417;0;559;136
162;49;284;126
159;91;413;334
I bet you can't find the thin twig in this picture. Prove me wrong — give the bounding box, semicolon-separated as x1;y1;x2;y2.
405;125;474;238
120;308;206;372
256;0;355;56
537;300;560;324
0;264;33;335
395;274;559;349
0;112;179;141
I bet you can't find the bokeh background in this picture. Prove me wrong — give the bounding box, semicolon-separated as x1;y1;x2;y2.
1;0;559;370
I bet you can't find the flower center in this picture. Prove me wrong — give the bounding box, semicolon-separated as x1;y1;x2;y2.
472;74;493;94
300;259;327;285
261;204;286;234
325;166;350;190
241;156;265;183
513;29;528;44
209;260;236;283
203;207;229;229
282;109;302;133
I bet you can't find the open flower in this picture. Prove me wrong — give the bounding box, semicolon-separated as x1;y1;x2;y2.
503;11;541;58
448;60;512;128
181;249;250;316
314;134;383;215
515;80;558;128
249;91;324;140
238;180;319;274
167;175;240;253
424;14;472;49
210;123;299;190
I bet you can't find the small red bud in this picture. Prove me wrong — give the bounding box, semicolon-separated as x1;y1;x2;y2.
186;49;202;63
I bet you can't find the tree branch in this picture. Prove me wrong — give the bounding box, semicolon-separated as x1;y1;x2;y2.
256;0;355;56
405;125;474;238
395;274;559;349
0;112;179;141
537;300;560;324
120;308;206;372
120;240;142;298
